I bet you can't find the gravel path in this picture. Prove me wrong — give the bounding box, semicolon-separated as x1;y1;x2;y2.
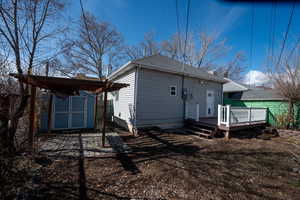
38;132;131;158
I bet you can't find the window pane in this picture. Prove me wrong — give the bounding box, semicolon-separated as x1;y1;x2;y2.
72;97;84;112
54;113;69;129
55;97;69;112
72;113;84;128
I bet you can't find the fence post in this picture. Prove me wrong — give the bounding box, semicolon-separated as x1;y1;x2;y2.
217;105;221;126
248;107;252;124
226;105;231;127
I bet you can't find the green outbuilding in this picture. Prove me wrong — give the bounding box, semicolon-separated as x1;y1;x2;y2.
223;78;300;128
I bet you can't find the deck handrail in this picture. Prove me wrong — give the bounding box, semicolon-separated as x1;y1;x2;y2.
218;105;231;127
230;107;267;110
218;105;267;128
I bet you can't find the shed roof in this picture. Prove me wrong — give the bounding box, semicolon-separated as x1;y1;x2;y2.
223;78;249;92
108;54;227;83
230;89;285;101
10;73;129;95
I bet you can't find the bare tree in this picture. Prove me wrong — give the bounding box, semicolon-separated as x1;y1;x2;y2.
161;32;197;66
267;40;300;129
0;0;65;153
123;45;143;60
63;12;123;78
161;32;244;78
217;52;246;81
269;48;300;128
140;32;160;57
161;33;183;60
124;31;160;60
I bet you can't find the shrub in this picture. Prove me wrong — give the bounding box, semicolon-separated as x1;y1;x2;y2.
276;113;293;129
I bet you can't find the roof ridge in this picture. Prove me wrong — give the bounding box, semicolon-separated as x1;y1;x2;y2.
131;53;162;63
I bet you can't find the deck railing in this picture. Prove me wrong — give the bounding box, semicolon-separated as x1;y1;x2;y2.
218;105;267;127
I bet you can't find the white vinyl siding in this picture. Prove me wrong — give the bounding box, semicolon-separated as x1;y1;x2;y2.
136;68;183;127
109;69;136;126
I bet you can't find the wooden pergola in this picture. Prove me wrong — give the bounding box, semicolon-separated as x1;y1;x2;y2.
10;73;129;147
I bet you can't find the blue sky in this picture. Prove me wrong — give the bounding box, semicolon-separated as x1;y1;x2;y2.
66;0;300;83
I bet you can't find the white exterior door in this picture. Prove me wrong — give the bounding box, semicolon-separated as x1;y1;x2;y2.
206;90;215;117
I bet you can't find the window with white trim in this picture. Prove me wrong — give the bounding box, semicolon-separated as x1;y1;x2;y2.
170;86;177;96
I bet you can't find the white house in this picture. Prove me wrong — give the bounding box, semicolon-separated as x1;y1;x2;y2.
108;54;226;133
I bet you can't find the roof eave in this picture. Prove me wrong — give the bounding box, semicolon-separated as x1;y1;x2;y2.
108;61;133;80
132;61;227;83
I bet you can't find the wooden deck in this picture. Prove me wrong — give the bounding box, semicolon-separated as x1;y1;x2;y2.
185;105;268;139
197;117;266;131
186;117;266;139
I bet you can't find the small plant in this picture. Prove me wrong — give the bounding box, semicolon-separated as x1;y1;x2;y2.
276;113;292;129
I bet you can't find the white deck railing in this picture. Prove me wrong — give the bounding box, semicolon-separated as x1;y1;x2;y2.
217;105;267;127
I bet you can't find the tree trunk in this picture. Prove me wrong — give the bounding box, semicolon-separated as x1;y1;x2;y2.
0;96;10;153
0;93;30;154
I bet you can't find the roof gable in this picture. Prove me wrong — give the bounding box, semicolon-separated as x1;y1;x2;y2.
108;54;226;83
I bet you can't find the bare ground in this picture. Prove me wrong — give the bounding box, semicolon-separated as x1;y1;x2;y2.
29;129;300;200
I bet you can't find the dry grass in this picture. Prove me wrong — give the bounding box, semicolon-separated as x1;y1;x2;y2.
29;129;300;200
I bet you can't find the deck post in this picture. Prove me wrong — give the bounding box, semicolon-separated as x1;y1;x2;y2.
217;105;221;126
196;104;199;122
226;105;231;127
225;130;230;140
101;89;108;147
248;107;252;124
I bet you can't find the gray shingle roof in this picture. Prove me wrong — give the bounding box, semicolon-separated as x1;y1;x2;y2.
109;54;227;83
230;89;285;101
223;78;248;92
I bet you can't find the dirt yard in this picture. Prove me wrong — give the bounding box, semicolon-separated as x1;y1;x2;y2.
28;129;300;200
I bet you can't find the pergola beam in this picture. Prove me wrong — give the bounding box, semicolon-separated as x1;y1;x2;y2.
102;89;108;147
10;73;128;148
28;86;36;150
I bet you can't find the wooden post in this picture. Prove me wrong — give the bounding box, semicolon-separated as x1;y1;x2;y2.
217;105;221;126
225;130;230;140
248;107;252;124
29;86;36;150
47;94;53;133
226;105;231;127
101;89;108;147
94;94;98;130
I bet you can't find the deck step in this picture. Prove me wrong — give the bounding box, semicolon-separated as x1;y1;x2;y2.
185;119;216;130
185;129;213;138
189;126;213;133
193;131;212;137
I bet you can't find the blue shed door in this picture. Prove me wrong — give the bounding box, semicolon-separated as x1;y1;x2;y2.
53;96;87;129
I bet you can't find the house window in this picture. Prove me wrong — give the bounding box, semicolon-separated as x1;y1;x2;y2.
170;86;177;96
